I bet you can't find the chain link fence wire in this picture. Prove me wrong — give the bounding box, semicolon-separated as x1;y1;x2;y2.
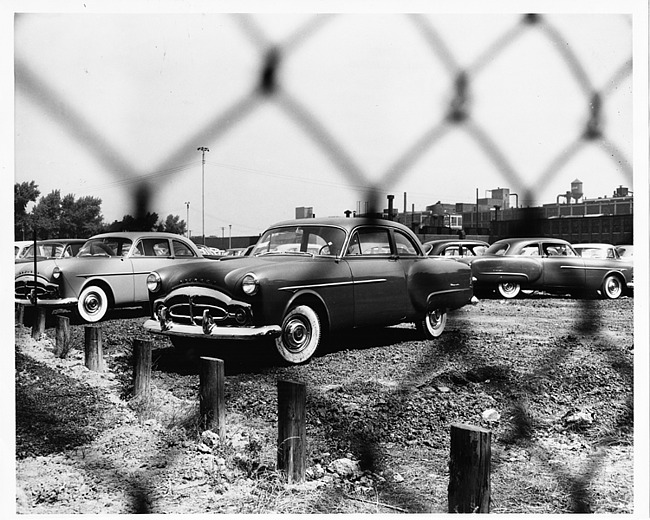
15;11;637;513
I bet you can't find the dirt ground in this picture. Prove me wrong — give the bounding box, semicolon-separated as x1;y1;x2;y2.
14;294;634;514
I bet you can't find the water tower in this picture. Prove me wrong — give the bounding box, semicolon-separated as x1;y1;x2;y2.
570;179;583;202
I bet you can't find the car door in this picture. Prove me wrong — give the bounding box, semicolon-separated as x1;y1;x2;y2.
344;226;409;327
540;241;586;289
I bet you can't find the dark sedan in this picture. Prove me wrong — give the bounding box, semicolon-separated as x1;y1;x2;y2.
469;237;633;299
144;218;474;364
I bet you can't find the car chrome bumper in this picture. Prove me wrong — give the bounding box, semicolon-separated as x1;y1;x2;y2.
626;281;634;289
15;297;77;307
143;319;281;341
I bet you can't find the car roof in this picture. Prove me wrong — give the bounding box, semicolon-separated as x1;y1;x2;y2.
423;239;488;246
30;238;86;244
88;231;191;240
267;217;415;234
494;237;570;244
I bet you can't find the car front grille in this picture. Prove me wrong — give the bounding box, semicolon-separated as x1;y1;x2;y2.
15;278;59;300
159;288;253;328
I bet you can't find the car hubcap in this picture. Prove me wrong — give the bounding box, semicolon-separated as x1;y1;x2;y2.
284;319;310;352
84;294;101;314
428;310;442;330
607;279;621;296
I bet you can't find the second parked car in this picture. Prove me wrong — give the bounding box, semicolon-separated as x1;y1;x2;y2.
469;237;633;299
15;232;204;322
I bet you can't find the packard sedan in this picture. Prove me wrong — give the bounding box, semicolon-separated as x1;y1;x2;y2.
144;218;474;365
15;232;204;322
469;237;633;299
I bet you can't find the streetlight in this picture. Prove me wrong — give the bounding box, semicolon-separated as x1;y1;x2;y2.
184;201;190;238
197;146;209;245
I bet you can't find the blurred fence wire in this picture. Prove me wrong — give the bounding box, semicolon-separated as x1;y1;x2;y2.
15;12;634;513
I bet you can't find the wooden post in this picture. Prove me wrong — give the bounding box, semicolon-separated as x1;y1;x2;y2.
448;423;491;513
133;338;152;397
277;380;306;484
31;307;46;341
84;325;104;372
15;305;24;326
54;316;71;358
199;357;225;440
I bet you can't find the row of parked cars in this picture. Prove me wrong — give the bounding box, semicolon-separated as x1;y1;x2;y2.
15;218;633;364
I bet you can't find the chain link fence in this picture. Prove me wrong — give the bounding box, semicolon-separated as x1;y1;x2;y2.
15;11;639;513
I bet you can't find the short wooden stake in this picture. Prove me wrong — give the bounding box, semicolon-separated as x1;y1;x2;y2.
133;338;152;397
448;423;491;513
54;316;71;358
84;325;104;372
199;357;225;440
15;304;24;326
277;380;306;483
31;307;46;341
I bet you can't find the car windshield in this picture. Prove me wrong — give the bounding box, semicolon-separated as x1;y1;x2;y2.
251;225;346;257
78;237;133;257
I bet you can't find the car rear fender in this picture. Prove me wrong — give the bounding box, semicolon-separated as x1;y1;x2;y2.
406;258;472;313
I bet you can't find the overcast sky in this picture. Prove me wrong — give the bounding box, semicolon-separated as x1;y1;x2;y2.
7;1;648;239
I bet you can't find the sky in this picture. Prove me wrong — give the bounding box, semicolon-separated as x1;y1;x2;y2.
6;1;647;240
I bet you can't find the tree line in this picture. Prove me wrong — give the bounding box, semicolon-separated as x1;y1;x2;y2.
15;181;187;241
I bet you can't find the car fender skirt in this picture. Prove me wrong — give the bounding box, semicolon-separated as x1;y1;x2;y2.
143;319;281;341
427;287;473;312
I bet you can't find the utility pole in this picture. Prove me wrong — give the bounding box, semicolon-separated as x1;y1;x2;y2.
197;147;209;245
184;201;190;239
229;224;232;249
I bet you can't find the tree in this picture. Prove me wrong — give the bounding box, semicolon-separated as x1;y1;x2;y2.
14;181;40;240
61;195;103;238
106;212;160;232
31;190;62;239
160;214;187;235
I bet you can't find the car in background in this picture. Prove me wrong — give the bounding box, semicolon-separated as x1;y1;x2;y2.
616;244;633;259
15;232;204;322
15;241;31;259
144;217;474;365
423;239;489;259
573;243;620;260
15;239;86;264
469;237;633;299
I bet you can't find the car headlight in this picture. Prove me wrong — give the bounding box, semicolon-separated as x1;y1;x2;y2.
147;272;162;293
241;273;259;295
52;266;61;280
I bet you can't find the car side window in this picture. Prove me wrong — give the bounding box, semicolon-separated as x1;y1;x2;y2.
348;228;391;255
394;231;419;256
520;244;540;256
135;239;171;257
172;240;195;257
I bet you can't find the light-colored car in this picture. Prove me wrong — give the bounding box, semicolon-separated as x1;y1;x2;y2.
573;243;620;260
144;217;475;365
15;232;204;322
15;239;86;264
616;245;633;259
470;237;633;299
15;241;31;259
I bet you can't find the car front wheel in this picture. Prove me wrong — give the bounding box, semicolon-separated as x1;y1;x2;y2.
275;305;321;365
77;285;109;322
417;308;447;339
498;282;521;299
601;274;623;299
